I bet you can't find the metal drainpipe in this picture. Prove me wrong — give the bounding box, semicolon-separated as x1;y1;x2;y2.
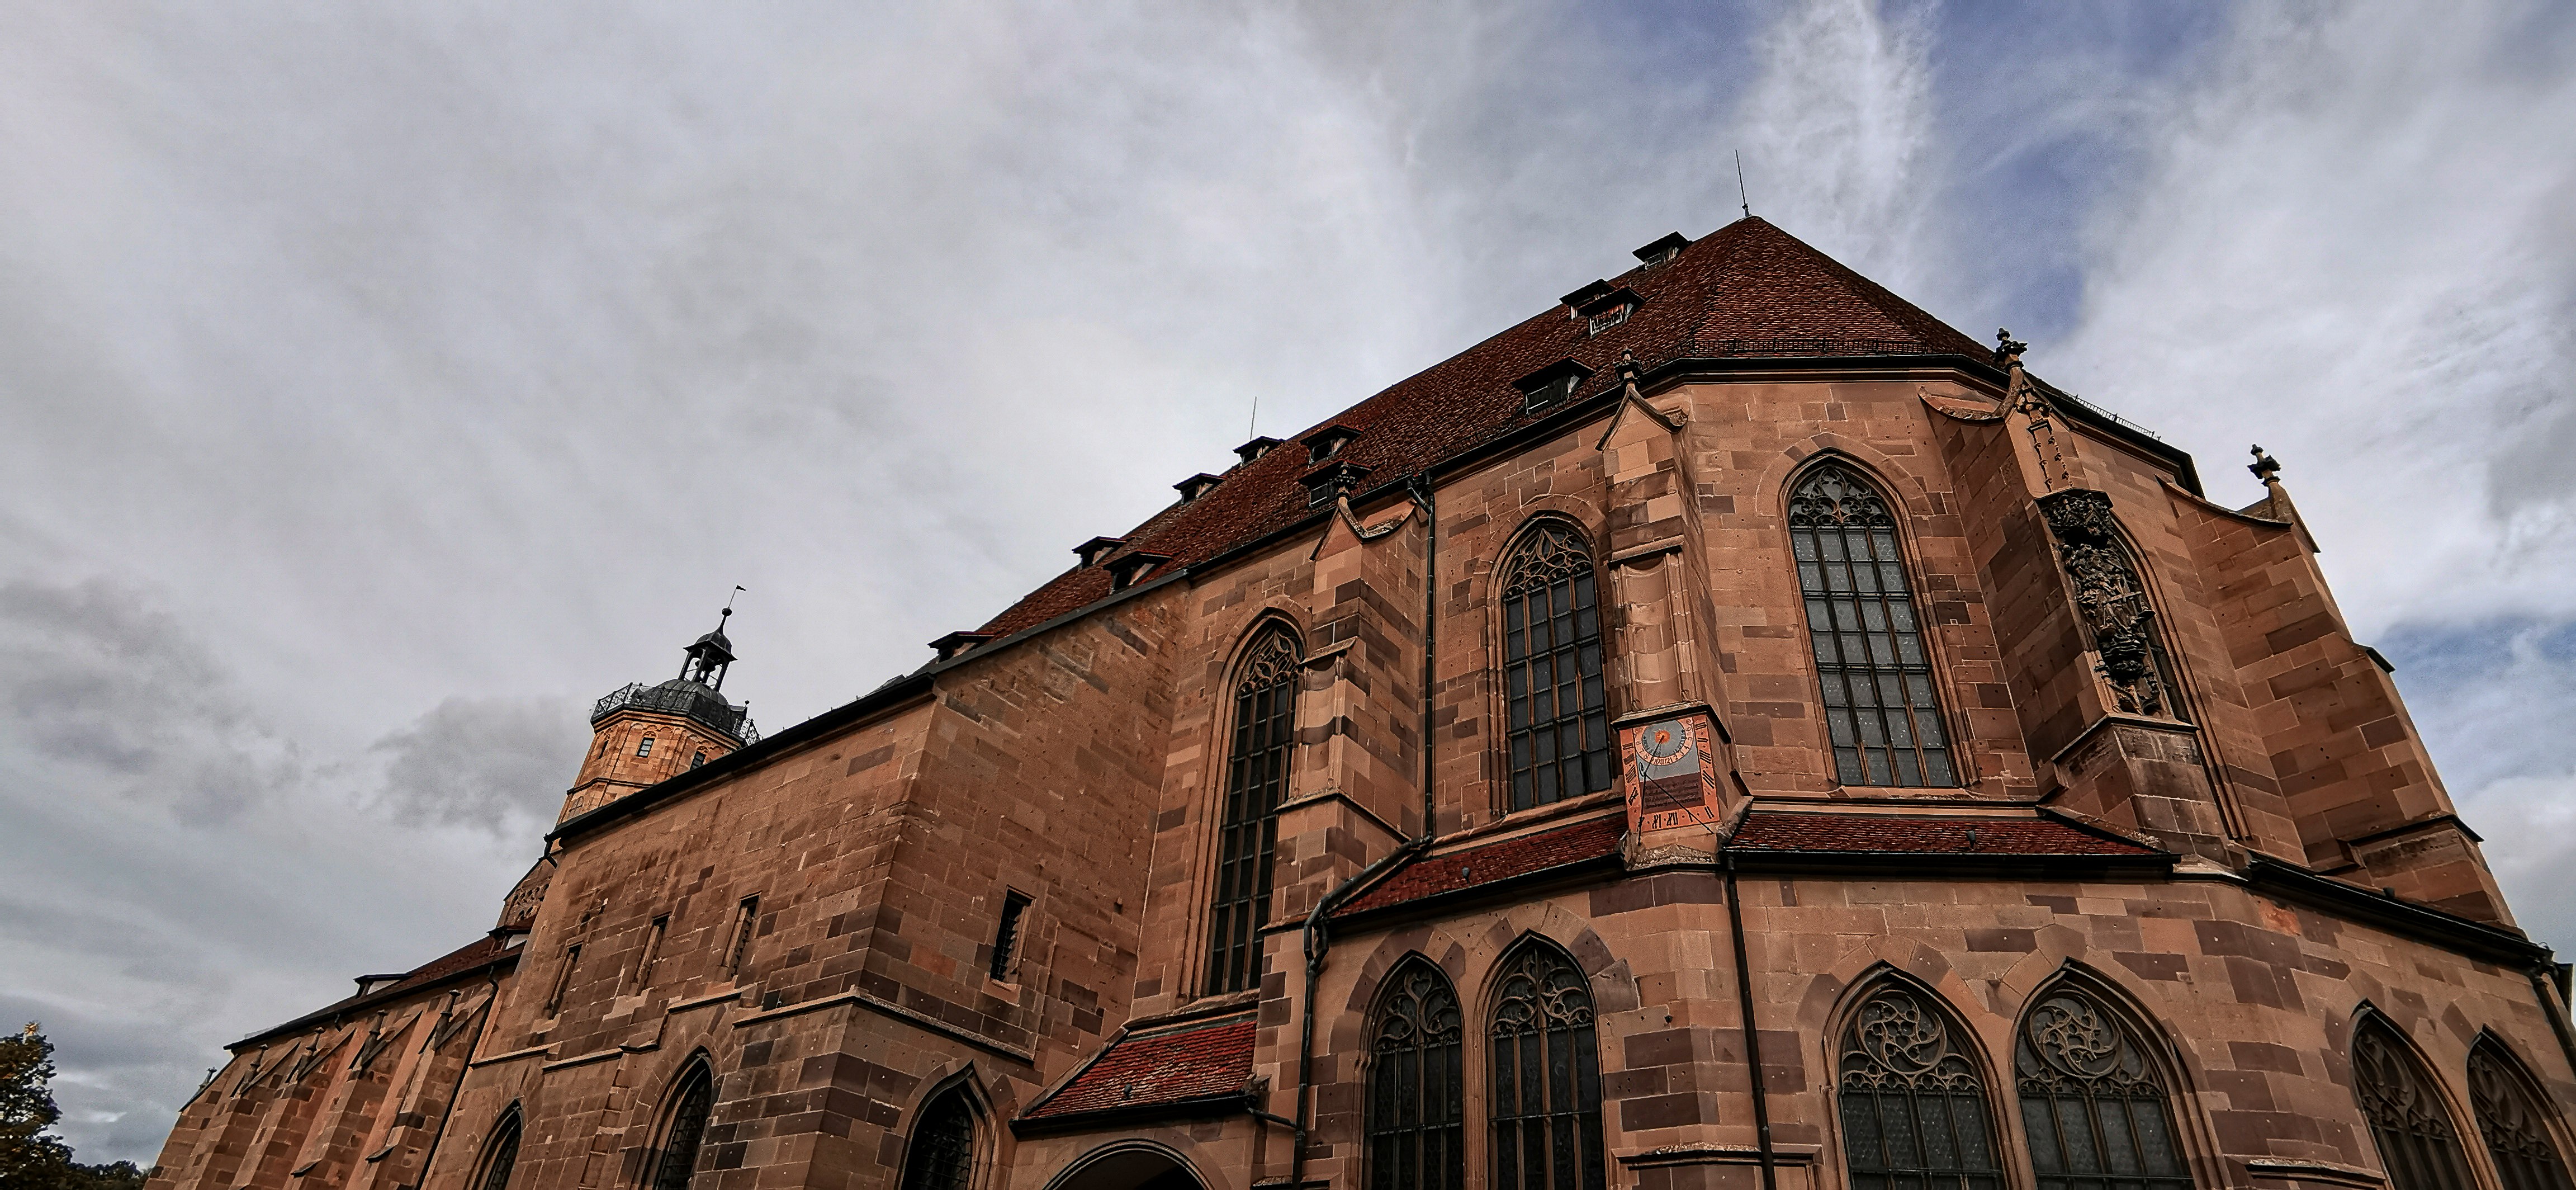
1723;852;1780;1190
2526;966;2576;1084
410;966;503;1190
1284;475;1442;1190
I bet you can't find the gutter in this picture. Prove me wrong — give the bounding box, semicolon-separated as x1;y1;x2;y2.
2242;856;2549;967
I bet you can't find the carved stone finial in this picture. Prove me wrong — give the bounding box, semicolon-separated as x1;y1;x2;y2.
2248;443;2281;483
1993;327;2028;366
1616;348;1641;386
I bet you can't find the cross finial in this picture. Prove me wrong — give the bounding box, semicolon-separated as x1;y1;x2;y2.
2248;444;2281;482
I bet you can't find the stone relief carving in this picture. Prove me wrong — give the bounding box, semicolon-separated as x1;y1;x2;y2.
2038;489;2166;717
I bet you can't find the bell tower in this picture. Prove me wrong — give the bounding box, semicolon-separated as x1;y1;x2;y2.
558;602;759;824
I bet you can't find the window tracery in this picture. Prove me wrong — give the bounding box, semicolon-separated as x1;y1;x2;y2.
1206;627;1300;994
1838;985;2004;1190
1488;943;1604;1190
1500;524;1611;810
2354;1016;2476;1190
2468;1040;2573;1190
2014;987;2194;1190
1368;961;1465;1190
1788;464;1957;787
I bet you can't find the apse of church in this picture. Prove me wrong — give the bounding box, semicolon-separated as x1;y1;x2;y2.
147;217;2575;1190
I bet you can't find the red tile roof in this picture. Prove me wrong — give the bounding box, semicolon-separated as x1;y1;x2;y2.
1022;1017;1255;1120
972;217;1989;639
1727;812;2161;857
1338;814;1627;918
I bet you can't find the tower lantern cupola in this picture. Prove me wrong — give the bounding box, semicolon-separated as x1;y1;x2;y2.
556;598;759;824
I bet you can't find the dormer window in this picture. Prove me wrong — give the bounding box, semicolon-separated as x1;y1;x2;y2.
1514;360;1593;414
1303;461;1372;508
1073;536;1126;568
1174;473;1224;502
1563;285;1641;337
1235;436;1282;465
1632;232;1689;268
1106;551;1172;591
1303;424;1360;463
1587;305;1631;336
929;630;995;661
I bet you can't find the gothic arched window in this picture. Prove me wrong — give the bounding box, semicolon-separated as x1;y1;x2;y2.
474;1109;522;1190
1838;984;2004;1190
1369;960;1465;1190
2015;986;2194;1190
1500;524;1611;811
1787;464;1957;788
2469;1040;2573;1190
1488;942;1604;1190
1206;627;1300;994
2353;1016;2476;1190
650;1064;716;1190
898;1085;979;1190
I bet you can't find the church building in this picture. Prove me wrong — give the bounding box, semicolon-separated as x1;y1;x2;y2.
143;216;2576;1190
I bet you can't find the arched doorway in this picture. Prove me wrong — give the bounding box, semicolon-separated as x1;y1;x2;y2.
1045;1141;1206;1190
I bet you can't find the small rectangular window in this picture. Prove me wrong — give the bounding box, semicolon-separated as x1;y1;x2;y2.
989;891;1032;981
690;750;706;769
635;736;654;758
544;945;580;1016
1522;373;1578;414
726;897;759;974
633;915;669;990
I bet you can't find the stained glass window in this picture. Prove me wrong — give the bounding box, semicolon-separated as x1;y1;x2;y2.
1502;525;1611;811
2015;988;2194;1190
2354;1016;2476;1190
1489;943;1604;1190
2469;1040;2573;1190
651;1066;715;1190
1206;628;1300;994
1788;464;1957;787
1839;985;2004;1190
898;1088;978;1190
475;1111;521;1190
1368;961;1465;1190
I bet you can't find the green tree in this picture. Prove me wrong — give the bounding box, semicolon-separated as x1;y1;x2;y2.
1;1023;148;1190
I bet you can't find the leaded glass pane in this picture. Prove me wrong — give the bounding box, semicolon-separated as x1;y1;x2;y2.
1370;962;1465;1190
898;1089;977;1190
2355;1018;2478;1190
1502;526;1613;811
651;1070;714;1190
1787;464;1958;788
1489;945;1604;1190
1839;986;2004;1190
2470;1042;2575;1190
1207;629;1300;994
2014;988;2195;1190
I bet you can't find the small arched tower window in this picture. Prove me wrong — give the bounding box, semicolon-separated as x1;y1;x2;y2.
897;1085;979;1190
650;1064;717;1190
1787;463;1957;787
1206;627;1301;994
2353;1016;2477;1190
2014;985;2195;1190
1499;523;1611;811
473;1109;522;1190
1837;983;2004;1190
1488;941;1604;1190
1368;958;1465;1190
2468;1039;2573;1190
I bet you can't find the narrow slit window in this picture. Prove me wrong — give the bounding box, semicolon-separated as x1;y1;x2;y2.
636;736;655;758
634;915;669;990
543;945;580;1016
690;750;706;769
1500;524;1611;811
1787;464;1958;787
1206;628;1300;995
989;891;1032;981
726;898;759;975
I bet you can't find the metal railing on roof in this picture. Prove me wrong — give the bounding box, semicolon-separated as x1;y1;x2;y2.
590;681;759;744
1703;337;1939;357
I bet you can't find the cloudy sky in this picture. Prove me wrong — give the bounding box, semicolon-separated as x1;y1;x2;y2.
4;0;2573;1164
